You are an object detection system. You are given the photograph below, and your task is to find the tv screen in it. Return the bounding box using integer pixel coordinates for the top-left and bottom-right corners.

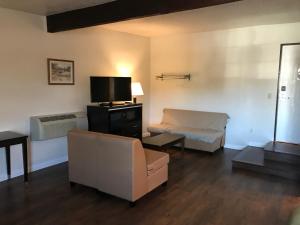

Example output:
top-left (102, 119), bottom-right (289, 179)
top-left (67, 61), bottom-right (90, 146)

top-left (90, 76), bottom-right (132, 103)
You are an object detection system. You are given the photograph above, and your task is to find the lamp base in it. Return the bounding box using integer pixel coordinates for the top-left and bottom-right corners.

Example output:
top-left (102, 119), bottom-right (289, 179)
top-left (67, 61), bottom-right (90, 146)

top-left (133, 97), bottom-right (137, 104)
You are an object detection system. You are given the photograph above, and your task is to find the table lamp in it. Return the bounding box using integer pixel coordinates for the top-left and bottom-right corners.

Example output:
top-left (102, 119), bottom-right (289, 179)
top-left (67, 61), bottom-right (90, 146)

top-left (131, 82), bottom-right (144, 104)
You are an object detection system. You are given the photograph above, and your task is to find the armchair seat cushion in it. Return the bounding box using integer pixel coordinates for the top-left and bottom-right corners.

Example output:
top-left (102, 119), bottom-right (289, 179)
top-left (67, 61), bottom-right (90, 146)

top-left (145, 149), bottom-right (169, 176)
top-left (290, 207), bottom-right (300, 225)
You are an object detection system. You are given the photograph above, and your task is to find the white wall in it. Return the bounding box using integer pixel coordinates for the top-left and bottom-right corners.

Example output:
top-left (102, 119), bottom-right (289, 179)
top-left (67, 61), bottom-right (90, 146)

top-left (150, 23), bottom-right (300, 149)
top-left (0, 7), bottom-right (150, 181)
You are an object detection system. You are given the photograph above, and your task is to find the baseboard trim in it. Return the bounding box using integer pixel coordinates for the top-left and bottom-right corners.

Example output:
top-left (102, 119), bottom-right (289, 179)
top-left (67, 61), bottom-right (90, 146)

top-left (0, 175), bottom-right (8, 182)
top-left (247, 142), bottom-right (267, 148)
top-left (0, 155), bottom-right (68, 183)
top-left (224, 144), bottom-right (245, 150)
top-left (31, 156), bottom-right (68, 172)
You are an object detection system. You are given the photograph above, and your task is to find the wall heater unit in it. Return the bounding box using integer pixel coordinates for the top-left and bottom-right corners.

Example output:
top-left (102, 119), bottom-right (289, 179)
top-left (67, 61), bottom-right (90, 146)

top-left (30, 113), bottom-right (77, 141)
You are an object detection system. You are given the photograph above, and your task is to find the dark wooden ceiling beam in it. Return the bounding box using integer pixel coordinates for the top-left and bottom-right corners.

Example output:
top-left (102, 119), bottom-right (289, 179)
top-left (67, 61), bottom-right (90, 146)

top-left (47, 0), bottom-right (242, 33)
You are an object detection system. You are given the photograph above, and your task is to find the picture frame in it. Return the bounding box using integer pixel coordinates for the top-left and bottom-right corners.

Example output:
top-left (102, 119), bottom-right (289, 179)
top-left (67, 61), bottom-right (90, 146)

top-left (47, 58), bottom-right (75, 85)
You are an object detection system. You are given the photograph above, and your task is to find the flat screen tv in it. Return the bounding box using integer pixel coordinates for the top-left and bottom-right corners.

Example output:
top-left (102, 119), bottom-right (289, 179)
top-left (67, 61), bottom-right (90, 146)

top-left (90, 76), bottom-right (132, 103)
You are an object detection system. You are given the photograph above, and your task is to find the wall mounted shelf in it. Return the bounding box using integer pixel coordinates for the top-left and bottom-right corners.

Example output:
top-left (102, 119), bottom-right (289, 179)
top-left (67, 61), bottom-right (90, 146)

top-left (156, 74), bottom-right (191, 81)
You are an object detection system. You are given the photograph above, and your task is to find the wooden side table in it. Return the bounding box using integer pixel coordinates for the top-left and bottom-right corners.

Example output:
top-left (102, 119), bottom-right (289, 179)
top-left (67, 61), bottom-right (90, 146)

top-left (0, 131), bottom-right (28, 182)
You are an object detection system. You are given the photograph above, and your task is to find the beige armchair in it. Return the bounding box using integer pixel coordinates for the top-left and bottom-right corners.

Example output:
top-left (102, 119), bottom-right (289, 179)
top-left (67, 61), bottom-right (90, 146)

top-left (68, 129), bottom-right (169, 204)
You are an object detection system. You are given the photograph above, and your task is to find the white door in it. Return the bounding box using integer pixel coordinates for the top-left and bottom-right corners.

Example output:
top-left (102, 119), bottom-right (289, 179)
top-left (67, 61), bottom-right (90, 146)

top-left (276, 44), bottom-right (300, 144)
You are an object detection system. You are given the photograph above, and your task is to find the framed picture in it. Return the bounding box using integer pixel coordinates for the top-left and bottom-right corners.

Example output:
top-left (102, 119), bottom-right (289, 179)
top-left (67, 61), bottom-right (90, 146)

top-left (47, 58), bottom-right (75, 85)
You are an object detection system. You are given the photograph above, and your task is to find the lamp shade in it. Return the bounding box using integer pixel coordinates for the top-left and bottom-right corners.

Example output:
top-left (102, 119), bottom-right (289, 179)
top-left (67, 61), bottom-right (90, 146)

top-left (131, 82), bottom-right (144, 96)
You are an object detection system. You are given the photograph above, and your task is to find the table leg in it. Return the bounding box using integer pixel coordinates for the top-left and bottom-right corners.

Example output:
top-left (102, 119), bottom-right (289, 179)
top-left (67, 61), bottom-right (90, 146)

top-left (22, 140), bottom-right (28, 182)
top-left (181, 139), bottom-right (185, 156)
top-left (5, 146), bottom-right (11, 179)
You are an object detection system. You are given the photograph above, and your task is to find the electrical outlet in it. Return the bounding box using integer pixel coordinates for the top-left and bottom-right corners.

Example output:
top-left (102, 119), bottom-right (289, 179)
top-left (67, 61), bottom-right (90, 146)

top-left (267, 93), bottom-right (272, 99)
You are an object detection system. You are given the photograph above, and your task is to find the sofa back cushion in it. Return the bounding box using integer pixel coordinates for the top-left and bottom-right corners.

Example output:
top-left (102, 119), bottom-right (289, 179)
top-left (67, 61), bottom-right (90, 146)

top-left (162, 108), bottom-right (229, 131)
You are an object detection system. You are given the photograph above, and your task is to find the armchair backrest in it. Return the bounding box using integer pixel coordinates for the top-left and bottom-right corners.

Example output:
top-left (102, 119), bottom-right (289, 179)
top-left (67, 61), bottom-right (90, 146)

top-left (68, 129), bottom-right (148, 201)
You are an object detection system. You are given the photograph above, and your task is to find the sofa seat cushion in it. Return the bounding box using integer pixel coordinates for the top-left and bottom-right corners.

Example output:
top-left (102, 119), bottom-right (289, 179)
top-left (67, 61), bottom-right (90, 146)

top-left (169, 126), bottom-right (224, 144)
top-left (145, 149), bottom-right (169, 176)
top-left (148, 123), bottom-right (224, 144)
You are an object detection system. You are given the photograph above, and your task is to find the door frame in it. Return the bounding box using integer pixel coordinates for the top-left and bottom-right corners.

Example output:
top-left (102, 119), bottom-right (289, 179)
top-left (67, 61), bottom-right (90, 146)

top-left (273, 42), bottom-right (300, 142)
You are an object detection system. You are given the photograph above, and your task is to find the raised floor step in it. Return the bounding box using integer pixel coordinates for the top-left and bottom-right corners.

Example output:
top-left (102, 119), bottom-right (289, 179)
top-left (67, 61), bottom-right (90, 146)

top-left (232, 146), bottom-right (300, 181)
top-left (264, 142), bottom-right (300, 165)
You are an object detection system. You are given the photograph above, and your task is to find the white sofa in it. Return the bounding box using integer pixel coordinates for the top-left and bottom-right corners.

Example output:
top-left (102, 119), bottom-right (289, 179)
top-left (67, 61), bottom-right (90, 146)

top-left (68, 129), bottom-right (169, 204)
top-left (148, 108), bottom-right (229, 153)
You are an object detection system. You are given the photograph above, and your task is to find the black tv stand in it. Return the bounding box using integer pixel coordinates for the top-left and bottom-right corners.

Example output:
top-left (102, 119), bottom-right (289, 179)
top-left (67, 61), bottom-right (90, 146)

top-left (98, 102), bottom-right (133, 107)
top-left (98, 102), bottom-right (111, 107)
top-left (87, 103), bottom-right (142, 139)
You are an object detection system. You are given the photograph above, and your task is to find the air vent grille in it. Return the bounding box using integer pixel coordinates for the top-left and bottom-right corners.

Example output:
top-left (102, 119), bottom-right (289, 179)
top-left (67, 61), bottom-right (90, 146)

top-left (39, 114), bottom-right (76, 122)
top-left (30, 113), bottom-right (78, 141)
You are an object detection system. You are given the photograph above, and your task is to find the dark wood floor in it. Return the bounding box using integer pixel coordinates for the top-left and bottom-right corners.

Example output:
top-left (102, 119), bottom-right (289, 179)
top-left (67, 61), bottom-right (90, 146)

top-left (1, 149), bottom-right (300, 225)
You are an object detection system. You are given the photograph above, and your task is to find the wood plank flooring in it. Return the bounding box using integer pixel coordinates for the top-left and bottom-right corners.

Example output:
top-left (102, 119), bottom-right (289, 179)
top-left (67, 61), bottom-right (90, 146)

top-left (1, 149), bottom-right (300, 225)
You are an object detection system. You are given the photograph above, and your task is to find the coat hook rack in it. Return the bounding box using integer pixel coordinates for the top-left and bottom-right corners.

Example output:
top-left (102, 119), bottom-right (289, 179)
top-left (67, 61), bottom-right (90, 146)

top-left (156, 74), bottom-right (191, 81)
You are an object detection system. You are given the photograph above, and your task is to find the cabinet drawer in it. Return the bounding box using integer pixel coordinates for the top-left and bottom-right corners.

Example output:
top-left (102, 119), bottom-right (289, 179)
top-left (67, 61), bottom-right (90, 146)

top-left (110, 109), bottom-right (141, 122)
top-left (88, 104), bottom-right (142, 140)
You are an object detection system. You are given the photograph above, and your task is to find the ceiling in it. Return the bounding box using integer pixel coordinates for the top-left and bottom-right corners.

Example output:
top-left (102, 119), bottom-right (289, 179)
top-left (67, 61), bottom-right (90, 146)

top-left (0, 0), bottom-right (114, 15)
top-left (101, 0), bottom-right (300, 37)
top-left (0, 0), bottom-right (299, 37)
